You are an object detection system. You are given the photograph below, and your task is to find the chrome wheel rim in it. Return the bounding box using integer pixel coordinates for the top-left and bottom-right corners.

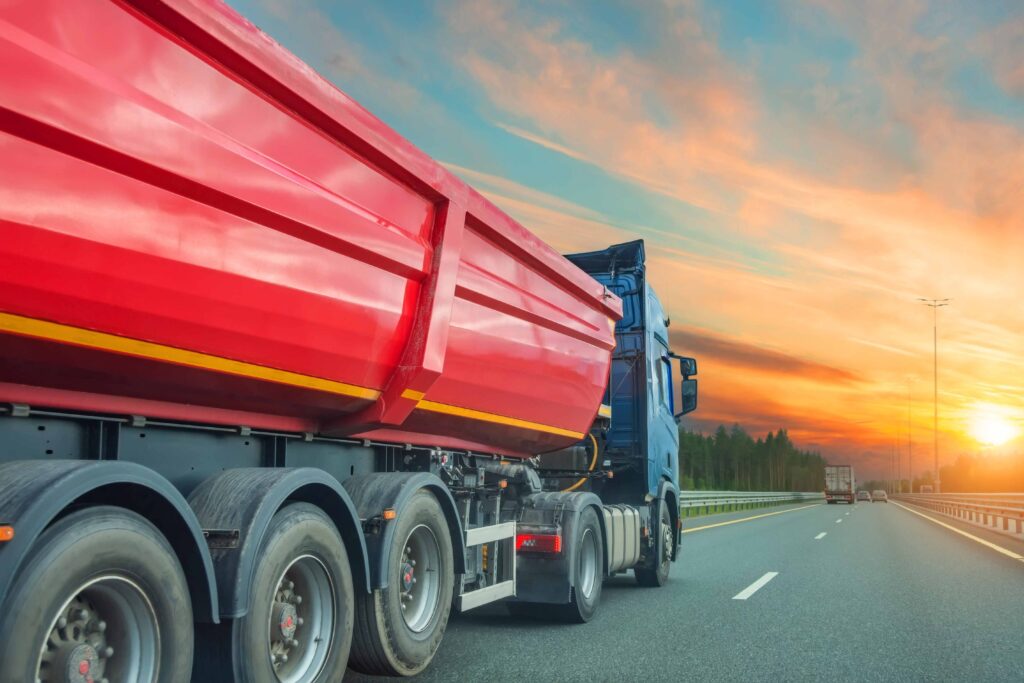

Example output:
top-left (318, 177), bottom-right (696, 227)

top-left (268, 555), bottom-right (335, 683)
top-left (578, 528), bottom-right (598, 598)
top-left (399, 524), bottom-right (441, 633)
top-left (36, 575), bottom-right (159, 683)
top-left (660, 514), bottom-right (673, 570)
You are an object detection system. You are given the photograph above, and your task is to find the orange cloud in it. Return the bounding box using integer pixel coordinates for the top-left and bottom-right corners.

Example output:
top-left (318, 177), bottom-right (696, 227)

top-left (434, 0), bottom-right (1024, 478)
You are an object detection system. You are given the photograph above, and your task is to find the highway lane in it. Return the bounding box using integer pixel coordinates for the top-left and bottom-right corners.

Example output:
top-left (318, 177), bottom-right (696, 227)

top-left (348, 500), bottom-right (1024, 682)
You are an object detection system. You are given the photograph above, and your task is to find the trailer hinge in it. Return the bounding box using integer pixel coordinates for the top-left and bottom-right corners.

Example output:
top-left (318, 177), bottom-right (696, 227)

top-left (130, 415), bottom-right (147, 428)
top-left (203, 529), bottom-right (240, 549)
top-left (238, 426), bottom-right (252, 436)
top-left (9, 403), bottom-right (30, 417)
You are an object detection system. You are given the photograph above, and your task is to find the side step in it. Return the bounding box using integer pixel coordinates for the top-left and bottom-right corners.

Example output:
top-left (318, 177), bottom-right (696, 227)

top-left (458, 521), bottom-right (516, 611)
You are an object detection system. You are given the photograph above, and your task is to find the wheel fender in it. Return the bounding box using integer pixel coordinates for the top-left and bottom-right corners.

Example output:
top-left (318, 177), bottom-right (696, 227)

top-left (0, 460), bottom-right (219, 622)
top-left (511, 491), bottom-right (604, 604)
top-left (188, 467), bottom-right (371, 620)
top-left (342, 472), bottom-right (465, 589)
top-left (656, 478), bottom-right (681, 561)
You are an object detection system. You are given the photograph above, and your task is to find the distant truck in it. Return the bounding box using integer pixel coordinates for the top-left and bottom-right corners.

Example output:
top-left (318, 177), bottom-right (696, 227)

top-left (824, 465), bottom-right (856, 504)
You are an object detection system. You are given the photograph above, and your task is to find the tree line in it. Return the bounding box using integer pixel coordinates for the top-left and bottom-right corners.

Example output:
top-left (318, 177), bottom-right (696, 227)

top-left (679, 424), bottom-right (827, 492)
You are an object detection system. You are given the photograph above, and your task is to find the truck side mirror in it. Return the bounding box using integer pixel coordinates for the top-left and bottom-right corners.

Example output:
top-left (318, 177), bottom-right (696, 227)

top-left (670, 353), bottom-right (697, 378)
top-left (677, 379), bottom-right (697, 417)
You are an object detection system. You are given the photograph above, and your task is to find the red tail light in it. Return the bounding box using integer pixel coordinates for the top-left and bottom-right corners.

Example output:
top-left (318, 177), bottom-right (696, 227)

top-left (516, 533), bottom-right (562, 554)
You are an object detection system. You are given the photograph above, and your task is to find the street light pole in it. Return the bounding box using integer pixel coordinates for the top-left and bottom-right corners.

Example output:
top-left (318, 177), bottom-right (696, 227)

top-left (906, 377), bottom-right (912, 494)
top-left (918, 298), bottom-right (950, 493)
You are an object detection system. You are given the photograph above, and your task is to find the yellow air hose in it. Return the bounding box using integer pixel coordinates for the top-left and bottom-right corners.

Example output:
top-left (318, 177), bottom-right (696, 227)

top-left (562, 433), bottom-right (599, 492)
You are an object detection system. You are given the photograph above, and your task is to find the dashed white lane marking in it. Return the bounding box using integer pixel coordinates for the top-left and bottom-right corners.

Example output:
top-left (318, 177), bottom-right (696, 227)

top-left (733, 572), bottom-right (779, 600)
top-left (814, 532), bottom-right (827, 540)
top-left (845, 512), bottom-right (850, 516)
top-left (835, 519), bottom-right (843, 524)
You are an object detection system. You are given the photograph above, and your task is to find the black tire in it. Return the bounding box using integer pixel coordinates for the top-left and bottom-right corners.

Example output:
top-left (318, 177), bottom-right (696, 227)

top-left (555, 507), bottom-right (604, 623)
top-left (635, 500), bottom-right (672, 587)
top-left (0, 506), bottom-right (193, 683)
top-left (349, 490), bottom-right (454, 677)
top-left (226, 503), bottom-right (354, 683)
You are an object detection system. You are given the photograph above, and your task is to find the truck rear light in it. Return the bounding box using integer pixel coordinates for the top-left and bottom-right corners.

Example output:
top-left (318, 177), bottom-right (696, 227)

top-left (515, 533), bottom-right (562, 554)
top-left (0, 525), bottom-right (12, 542)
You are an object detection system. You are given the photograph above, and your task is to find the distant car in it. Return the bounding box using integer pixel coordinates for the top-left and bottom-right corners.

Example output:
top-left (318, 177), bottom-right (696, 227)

top-left (856, 490), bottom-right (871, 501)
top-left (872, 490), bottom-right (888, 502)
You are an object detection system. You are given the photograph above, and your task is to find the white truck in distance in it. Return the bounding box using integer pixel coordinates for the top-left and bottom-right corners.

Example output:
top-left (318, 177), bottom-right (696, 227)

top-left (825, 465), bottom-right (856, 504)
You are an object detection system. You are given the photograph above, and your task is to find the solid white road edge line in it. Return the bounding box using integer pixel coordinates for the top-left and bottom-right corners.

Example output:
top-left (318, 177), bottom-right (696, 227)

top-left (682, 503), bottom-right (821, 534)
top-left (733, 572), bottom-right (779, 600)
top-left (890, 501), bottom-right (1024, 561)
top-left (814, 532), bottom-right (827, 540)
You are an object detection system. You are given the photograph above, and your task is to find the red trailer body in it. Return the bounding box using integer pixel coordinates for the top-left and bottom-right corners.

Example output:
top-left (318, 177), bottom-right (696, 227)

top-left (0, 0), bottom-right (621, 456)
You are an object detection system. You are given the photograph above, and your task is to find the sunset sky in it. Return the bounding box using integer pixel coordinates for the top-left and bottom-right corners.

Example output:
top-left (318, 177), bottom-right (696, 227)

top-left (230, 0), bottom-right (1024, 479)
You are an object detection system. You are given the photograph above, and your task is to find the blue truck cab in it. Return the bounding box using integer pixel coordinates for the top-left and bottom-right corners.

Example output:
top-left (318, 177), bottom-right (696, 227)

top-left (565, 240), bottom-right (697, 580)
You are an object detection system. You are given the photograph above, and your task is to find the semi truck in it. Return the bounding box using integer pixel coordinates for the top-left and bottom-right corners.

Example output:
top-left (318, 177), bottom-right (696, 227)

top-left (824, 465), bottom-right (856, 504)
top-left (0, 1), bottom-right (699, 681)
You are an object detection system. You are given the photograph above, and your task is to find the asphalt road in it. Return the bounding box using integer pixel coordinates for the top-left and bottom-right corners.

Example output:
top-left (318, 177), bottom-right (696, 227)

top-left (348, 500), bottom-right (1024, 682)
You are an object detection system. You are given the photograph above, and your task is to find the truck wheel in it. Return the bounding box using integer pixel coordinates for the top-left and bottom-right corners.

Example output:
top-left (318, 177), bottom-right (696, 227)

top-left (556, 506), bottom-right (604, 623)
top-left (229, 503), bottom-right (353, 683)
top-left (349, 490), bottom-right (453, 677)
top-left (635, 500), bottom-right (672, 587)
top-left (0, 506), bottom-right (193, 683)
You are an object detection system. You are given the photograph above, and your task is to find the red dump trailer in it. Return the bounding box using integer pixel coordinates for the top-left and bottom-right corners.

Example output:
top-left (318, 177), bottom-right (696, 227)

top-left (0, 0), bottom-right (619, 457)
top-left (0, 2), bottom-right (697, 681)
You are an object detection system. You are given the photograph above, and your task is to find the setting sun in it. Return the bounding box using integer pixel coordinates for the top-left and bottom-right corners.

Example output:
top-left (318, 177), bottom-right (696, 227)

top-left (968, 406), bottom-right (1019, 447)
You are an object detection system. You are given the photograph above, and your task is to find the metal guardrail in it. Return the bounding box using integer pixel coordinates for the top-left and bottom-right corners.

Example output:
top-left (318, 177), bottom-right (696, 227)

top-left (679, 491), bottom-right (823, 516)
top-left (893, 493), bottom-right (1024, 541)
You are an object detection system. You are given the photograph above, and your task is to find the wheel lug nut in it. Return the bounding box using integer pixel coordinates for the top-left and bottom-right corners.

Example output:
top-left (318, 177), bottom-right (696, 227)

top-left (103, 646), bottom-right (114, 658)
top-left (411, 577), bottom-right (417, 584)
top-left (286, 580), bottom-right (294, 590)
top-left (296, 617), bottom-right (304, 626)
top-left (293, 595), bottom-right (302, 605)
top-left (410, 560), bottom-right (416, 567)
top-left (93, 620), bottom-right (107, 633)
top-left (74, 609), bottom-right (89, 621)
top-left (280, 654), bottom-right (288, 663)
top-left (57, 617), bottom-right (68, 629)
top-left (289, 638), bottom-right (299, 648)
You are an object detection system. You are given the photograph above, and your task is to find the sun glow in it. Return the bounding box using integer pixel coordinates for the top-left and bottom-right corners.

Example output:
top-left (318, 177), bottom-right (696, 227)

top-left (967, 405), bottom-right (1019, 446)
